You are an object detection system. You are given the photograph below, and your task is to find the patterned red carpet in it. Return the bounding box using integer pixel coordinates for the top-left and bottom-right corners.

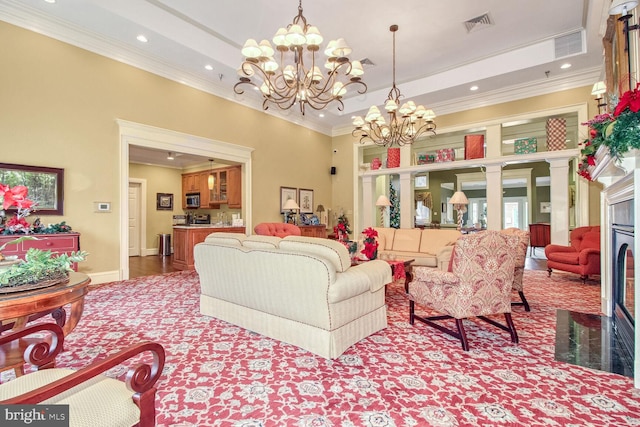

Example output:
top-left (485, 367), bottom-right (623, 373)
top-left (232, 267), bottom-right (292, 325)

top-left (42, 270), bottom-right (640, 425)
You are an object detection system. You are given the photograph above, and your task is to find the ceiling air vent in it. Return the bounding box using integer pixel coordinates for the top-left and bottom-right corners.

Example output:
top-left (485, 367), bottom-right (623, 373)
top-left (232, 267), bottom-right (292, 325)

top-left (554, 30), bottom-right (585, 59)
top-left (464, 12), bottom-right (494, 33)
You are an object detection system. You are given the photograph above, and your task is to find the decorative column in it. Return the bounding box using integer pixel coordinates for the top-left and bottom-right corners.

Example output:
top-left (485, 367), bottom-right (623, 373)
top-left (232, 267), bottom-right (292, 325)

top-left (399, 171), bottom-right (413, 228)
top-left (547, 158), bottom-right (570, 245)
top-left (484, 164), bottom-right (503, 230)
top-left (362, 174), bottom-right (375, 229)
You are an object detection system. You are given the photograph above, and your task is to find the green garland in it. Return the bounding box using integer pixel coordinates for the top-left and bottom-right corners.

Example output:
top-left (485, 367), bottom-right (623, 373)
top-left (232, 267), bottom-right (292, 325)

top-left (607, 109), bottom-right (640, 159)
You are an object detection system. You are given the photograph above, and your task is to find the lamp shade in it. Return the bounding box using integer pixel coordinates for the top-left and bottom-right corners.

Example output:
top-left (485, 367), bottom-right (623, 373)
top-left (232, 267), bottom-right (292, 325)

top-left (449, 191), bottom-right (469, 205)
top-left (283, 199), bottom-right (300, 210)
top-left (591, 81), bottom-right (607, 96)
top-left (316, 204), bottom-right (325, 212)
top-left (375, 195), bottom-right (392, 207)
top-left (610, 0), bottom-right (638, 15)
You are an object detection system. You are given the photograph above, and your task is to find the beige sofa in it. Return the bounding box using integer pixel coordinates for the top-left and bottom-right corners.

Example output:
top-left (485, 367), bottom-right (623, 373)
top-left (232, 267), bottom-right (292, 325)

top-left (194, 233), bottom-right (392, 359)
top-left (374, 227), bottom-right (462, 270)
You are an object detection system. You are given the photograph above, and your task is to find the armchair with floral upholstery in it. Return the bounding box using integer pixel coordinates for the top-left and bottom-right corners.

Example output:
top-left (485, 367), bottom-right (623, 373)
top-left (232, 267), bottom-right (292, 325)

top-left (545, 226), bottom-right (600, 283)
top-left (0, 323), bottom-right (165, 427)
top-left (500, 227), bottom-right (531, 311)
top-left (408, 231), bottom-right (519, 351)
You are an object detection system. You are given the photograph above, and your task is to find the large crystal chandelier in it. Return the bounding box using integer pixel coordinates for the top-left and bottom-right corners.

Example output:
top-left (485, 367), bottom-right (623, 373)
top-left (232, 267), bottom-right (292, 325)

top-left (234, 0), bottom-right (367, 115)
top-left (352, 25), bottom-right (436, 147)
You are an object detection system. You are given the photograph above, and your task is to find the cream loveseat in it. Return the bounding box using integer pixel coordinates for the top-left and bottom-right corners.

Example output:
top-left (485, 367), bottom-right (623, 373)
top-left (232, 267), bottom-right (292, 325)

top-left (374, 227), bottom-right (462, 270)
top-left (194, 233), bottom-right (392, 359)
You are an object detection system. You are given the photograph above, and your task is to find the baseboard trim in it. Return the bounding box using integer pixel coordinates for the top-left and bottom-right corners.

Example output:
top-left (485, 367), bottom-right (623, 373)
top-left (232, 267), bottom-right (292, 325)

top-left (87, 270), bottom-right (120, 285)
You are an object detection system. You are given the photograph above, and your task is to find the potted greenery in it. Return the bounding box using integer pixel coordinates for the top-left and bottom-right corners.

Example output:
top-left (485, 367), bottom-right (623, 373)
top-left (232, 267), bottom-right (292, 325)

top-left (0, 247), bottom-right (88, 291)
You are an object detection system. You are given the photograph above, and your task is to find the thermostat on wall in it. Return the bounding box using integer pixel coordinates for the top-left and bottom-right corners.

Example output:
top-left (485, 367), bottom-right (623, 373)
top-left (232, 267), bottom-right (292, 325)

top-left (94, 202), bottom-right (111, 212)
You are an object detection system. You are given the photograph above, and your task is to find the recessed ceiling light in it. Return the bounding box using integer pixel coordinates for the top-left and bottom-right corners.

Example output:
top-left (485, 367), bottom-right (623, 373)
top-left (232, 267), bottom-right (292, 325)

top-left (44, 0), bottom-right (56, 3)
top-left (319, 113), bottom-right (325, 118)
top-left (205, 64), bottom-right (213, 71)
top-left (560, 63), bottom-right (571, 69)
top-left (167, 152), bottom-right (175, 160)
top-left (470, 85), bottom-right (479, 91)
top-left (136, 34), bottom-right (148, 43)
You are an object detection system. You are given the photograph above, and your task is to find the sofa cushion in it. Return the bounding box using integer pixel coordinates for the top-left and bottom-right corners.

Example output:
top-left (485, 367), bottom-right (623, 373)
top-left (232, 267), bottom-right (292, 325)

top-left (374, 227), bottom-right (396, 250)
top-left (281, 236), bottom-right (351, 272)
top-left (547, 251), bottom-right (579, 265)
top-left (392, 229), bottom-right (422, 252)
top-left (204, 232), bottom-right (246, 246)
top-left (579, 231), bottom-right (600, 252)
top-left (419, 229), bottom-right (461, 255)
top-left (243, 235), bottom-right (281, 249)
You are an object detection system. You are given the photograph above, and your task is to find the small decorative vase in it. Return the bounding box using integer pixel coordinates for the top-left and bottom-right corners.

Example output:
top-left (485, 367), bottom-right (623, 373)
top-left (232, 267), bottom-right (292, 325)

top-left (371, 158), bottom-right (382, 170)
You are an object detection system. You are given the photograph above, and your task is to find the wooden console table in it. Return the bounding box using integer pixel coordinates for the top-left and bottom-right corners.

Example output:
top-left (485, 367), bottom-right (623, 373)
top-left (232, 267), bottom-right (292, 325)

top-left (0, 233), bottom-right (81, 271)
top-left (298, 225), bottom-right (327, 238)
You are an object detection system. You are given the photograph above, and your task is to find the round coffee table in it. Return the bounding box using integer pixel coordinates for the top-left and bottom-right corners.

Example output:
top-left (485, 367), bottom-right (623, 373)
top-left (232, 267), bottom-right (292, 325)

top-left (0, 271), bottom-right (91, 336)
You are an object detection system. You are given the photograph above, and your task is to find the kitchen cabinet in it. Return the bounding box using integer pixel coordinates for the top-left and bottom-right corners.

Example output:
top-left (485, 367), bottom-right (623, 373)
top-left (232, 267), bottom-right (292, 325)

top-left (182, 166), bottom-right (241, 209)
top-left (0, 233), bottom-right (81, 271)
top-left (298, 225), bottom-right (327, 238)
top-left (172, 226), bottom-right (245, 270)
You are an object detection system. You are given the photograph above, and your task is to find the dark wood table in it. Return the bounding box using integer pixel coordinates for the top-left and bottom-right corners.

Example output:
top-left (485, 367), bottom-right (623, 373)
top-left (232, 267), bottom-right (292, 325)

top-left (352, 257), bottom-right (414, 292)
top-left (0, 272), bottom-right (91, 336)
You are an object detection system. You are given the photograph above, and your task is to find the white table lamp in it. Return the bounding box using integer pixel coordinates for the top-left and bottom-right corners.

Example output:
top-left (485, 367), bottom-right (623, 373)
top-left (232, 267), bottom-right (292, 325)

top-left (449, 191), bottom-right (469, 231)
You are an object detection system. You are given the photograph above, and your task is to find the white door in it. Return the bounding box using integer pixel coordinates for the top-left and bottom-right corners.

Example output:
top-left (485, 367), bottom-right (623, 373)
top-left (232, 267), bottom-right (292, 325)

top-left (128, 182), bottom-right (141, 256)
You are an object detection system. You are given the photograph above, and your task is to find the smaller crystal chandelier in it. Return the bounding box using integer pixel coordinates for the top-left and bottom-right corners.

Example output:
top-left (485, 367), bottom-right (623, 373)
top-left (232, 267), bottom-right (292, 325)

top-left (352, 25), bottom-right (436, 147)
top-left (234, 0), bottom-right (367, 115)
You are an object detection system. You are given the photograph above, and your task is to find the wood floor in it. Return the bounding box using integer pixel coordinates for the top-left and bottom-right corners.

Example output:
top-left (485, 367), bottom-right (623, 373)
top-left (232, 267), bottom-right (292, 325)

top-left (129, 252), bottom-right (548, 278)
top-left (129, 255), bottom-right (180, 279)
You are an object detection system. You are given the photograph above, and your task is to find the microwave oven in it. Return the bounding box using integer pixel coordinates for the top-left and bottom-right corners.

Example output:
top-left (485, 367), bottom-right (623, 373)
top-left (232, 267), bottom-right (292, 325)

top-left (185, 192), bottom-right (200, 208)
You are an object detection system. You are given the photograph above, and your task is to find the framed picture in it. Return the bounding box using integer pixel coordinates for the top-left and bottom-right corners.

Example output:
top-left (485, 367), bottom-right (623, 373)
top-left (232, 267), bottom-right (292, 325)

top-left (156, 193), bottom-right (173, 211)
top-left (540, 202), bottom-right (551, 213)
top-left (0, 162), bottom-right (64, 215)
top-left (280, 186), bottom-right (297, 213)
top-left (415, 175), bottom-right (428, 188)
top-left (298, 188), bottom-right (314, 214)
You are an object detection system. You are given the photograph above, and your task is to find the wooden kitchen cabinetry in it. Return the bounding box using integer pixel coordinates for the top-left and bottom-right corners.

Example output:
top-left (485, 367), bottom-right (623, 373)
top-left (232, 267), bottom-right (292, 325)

top-left (0, 233), bottom-right (81, 271)
top-left (182, 165), bottom-right (242, 209)
top-left (172, 226), bottom-right (245, 270)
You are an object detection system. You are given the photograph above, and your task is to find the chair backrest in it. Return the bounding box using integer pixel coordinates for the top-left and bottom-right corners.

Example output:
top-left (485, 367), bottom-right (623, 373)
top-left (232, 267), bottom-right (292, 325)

top-left (254, 222), bottom-right (301, 237)
top-left (451, 231), bottom-right (518, 295)
top-left (570, 226), bottom-right (600, 251)
top-left (500, 228), bottom-right (530, 291)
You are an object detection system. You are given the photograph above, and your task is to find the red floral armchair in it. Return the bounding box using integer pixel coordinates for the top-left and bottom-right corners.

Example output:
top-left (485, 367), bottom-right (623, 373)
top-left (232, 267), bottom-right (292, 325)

top-left (500, 228), bottom-right (531, 311)
top-left (545, 226), bottom-right (600, 283)
top-left (408, 231), bottom-right (519, 351)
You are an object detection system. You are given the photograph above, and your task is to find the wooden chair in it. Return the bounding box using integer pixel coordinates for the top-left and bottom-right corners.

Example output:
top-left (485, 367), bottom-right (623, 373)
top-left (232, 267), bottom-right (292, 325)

top-left (0, 323), bottom-right (165, 427)
top-left (408, 231), bottom-right (519, 351)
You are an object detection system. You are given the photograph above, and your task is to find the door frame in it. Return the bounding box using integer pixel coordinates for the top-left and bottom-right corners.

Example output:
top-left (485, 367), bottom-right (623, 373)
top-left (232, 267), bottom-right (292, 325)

top-left (118, 120), bottom-right (254, 281)
top-left (128, 178), bottom-right (147, 256)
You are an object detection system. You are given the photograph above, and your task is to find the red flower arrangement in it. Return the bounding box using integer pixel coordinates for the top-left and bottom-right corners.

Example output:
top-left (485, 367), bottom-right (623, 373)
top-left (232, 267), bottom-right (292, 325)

top-left (0, 184), bottom-right (36, 234)
top-left (361, 227), bottom-right (378, 260)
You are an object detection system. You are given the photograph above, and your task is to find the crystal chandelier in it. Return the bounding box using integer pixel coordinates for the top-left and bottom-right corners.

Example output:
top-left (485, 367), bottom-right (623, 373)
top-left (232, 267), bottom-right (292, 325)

top-left (234, 0), bottom-right (367, 115)
top-left (352, 25), bottom-right (436, 147)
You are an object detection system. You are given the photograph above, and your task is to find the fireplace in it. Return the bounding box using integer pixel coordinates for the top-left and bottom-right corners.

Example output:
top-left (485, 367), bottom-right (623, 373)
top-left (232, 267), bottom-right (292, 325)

top-left (602, 165), bottom-right (639, 388)
top-left (611, 198), bottom-right (635, 362)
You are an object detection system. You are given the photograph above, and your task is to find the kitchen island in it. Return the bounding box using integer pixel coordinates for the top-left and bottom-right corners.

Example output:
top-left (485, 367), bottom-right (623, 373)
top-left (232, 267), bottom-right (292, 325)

top-left (172, 225), bottom-right (245, 270)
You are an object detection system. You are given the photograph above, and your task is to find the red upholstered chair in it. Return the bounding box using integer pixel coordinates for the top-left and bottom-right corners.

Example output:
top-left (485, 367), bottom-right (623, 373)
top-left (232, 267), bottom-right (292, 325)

top-left (545, 226), bottom-right (600, 283)
top-left (500, 228), bottom-right (531, 311)
top-left (408, 231), bottom-right (519, 351)
top-left (254, 222), bottom-right (301, 237)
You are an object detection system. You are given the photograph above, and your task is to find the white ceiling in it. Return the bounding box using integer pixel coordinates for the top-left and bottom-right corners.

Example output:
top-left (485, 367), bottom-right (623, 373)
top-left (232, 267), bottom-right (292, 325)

top-left (0, 0), bottom-right (611, 167)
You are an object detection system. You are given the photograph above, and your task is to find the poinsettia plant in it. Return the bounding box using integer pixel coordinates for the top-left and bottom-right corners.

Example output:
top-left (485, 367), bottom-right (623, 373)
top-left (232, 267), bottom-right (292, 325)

top-left (0, 184), bottom-right (36, 234)
top-left (578, 84), bottom-right (640, 181)
top-left (361, 227), bottom-right (379, 260)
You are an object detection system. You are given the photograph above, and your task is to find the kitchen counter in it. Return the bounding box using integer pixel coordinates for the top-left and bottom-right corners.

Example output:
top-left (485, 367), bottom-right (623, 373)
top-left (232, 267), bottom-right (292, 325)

top-left (172, 226), bottom-right (245, 270)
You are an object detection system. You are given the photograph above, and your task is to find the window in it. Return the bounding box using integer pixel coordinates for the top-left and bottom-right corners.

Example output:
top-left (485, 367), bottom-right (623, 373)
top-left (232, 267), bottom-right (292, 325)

top-left (0, 163), bottom-right (64, 215)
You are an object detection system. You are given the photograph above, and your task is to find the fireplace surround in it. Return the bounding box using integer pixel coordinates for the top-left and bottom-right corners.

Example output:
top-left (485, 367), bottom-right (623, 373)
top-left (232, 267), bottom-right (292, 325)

top-left (601, 154), bottom-right (639, 388)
